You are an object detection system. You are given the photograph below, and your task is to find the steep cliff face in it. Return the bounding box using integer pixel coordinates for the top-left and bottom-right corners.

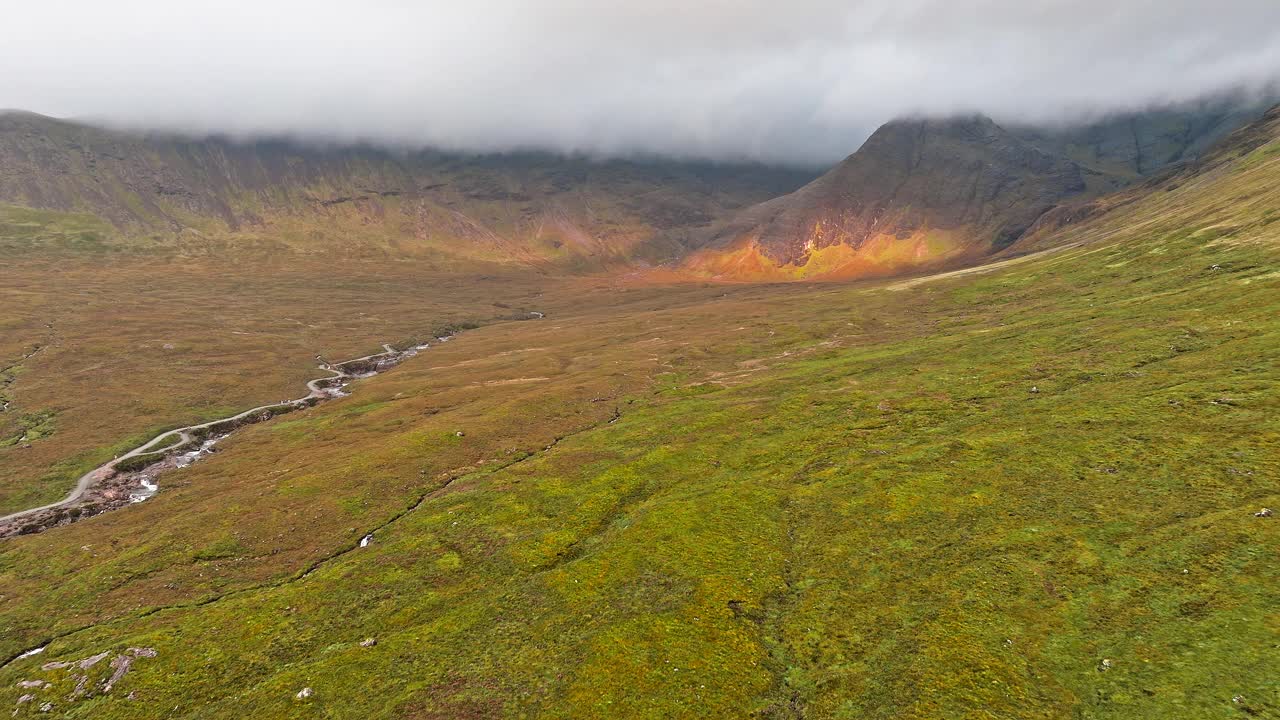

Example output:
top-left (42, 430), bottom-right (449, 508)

top-left (686, 115), bottom-right (1093, 280)
top-left (0, 111), bottom-right (815, 267)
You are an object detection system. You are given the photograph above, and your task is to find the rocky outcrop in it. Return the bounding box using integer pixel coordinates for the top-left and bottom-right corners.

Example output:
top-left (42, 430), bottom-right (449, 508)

top-left (7, 647), bottom-right (156, 716)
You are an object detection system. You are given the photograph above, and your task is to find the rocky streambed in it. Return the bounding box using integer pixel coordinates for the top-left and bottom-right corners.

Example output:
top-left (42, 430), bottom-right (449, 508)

top-left (0, 340), bottom-right (440, 539)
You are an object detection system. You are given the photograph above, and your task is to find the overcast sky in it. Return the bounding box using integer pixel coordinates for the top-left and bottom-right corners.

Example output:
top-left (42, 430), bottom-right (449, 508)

top-left (3, 1), bottom-right (1279, 165)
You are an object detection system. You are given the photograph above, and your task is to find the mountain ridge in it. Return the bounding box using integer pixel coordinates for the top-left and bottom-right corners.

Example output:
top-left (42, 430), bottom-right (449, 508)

top-left (679, 98), bottom-right (1275, 281)
top-left (680, 114), bottom-right (1096, 280)
top-left (0, 111), bottom-right (816, 268)
top-left (2, 99), bottom-right (1271, 280)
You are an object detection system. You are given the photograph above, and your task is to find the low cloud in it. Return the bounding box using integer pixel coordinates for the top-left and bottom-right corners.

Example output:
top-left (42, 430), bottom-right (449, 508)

top-left (4, 0), bottom-right (1279, 165)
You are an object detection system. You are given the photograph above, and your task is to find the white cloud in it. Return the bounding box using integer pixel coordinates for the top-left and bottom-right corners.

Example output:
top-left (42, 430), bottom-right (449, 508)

top-left (3, 0), bottom-right (1278, 164)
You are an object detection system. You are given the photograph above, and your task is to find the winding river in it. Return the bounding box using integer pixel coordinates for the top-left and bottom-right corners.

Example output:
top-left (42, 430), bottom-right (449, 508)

top-left (0, 341), bottom-right (436, 532)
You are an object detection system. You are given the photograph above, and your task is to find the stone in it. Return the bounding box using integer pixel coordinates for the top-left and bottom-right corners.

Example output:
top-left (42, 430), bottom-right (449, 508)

top-left (1098, 658), bottom-right (1113, 672)
top-left (1255, 508), bottom-right (1273, 518)
top-left (297, 687), bottom-right (314, 700)
top-left (360, 638), bottom-right (377, 647)
top-left (78, 651), bottom-right (110, 669)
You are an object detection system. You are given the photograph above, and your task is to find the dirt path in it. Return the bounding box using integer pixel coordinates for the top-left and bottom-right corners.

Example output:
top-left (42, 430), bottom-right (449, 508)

top-left (884, 242), bottom-right (1084, 291)
top-left (0, 342), bottom-right (430, 529)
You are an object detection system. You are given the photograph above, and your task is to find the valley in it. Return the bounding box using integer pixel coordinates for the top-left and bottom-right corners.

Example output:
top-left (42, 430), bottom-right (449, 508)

top-left (0, 102), bottom-right (1276, 718)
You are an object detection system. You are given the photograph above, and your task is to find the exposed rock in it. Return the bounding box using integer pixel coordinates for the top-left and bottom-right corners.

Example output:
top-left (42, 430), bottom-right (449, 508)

top-left (28, 646), bottom-right (158, 706)
top-left (70, 674), bottom-right (90, 700)
top-left (101, 648), bottom-right (156, 693)
top-left (78, 651), bottom-right (110, 669)
top-left (297, 687), bottom-right (314, 700)
top-left (101, 657), bottom-right (133, 694)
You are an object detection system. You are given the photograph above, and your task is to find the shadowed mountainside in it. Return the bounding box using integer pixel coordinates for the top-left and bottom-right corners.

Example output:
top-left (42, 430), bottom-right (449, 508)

top-left (0, 111), bottom-right (816, 269)
top-left (2, 99), bottom-right (1271, 282)
top-left (1010, 102), bottom-right (1280, 255)
top-left (1011, 95), bottom-right (1275, 179)
top-left (681, 98), bottom-right (1275, 281)
top-left (683, 115), bottom-right (1097, 280)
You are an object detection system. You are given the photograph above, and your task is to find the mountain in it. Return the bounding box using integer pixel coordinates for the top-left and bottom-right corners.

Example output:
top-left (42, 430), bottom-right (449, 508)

top-left (2, 100), bottom-right (1269, 282)
top-left (1009, 101), bottom-right (1280, 255)
top-left (683, 115), bottom-right (1098, 280)
top-left (1010, 95), bottom-right (1276, 179)
top-left (0, 111), bottom-right (815, 268)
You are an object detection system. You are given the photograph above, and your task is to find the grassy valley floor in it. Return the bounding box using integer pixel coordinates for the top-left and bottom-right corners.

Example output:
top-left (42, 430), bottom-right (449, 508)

top-left (0, 125), bottom-right (1278, 718)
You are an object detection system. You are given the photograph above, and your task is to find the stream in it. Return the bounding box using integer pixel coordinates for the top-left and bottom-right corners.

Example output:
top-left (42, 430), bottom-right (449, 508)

top-left (0, 340), bottom-right (441, 537)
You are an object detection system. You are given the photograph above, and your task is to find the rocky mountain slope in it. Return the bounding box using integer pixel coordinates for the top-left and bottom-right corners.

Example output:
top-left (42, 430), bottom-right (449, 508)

top-left (3, 99), bottom-right (1269, 281)
top-left (1011, 95), bottom-right (1275, 179)
top-left (684, 115), bottom-right (1098, 280)
top-left (683, 97), bottom-right (1274, 281)
top-left (0, 111), bottom-right (815, 268)
top-left (1009, 102), bottom-right (1280, 255)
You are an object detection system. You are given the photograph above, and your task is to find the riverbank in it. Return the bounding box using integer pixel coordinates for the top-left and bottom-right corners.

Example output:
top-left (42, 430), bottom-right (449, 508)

top-left (0, 340), bottom-right (441, 538)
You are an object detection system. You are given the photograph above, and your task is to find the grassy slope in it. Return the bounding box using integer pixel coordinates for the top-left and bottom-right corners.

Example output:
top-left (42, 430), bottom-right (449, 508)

top-left (0, 113), bottom-right (1277, 718)
top-left (0, 248), bottom-right (571, 514)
